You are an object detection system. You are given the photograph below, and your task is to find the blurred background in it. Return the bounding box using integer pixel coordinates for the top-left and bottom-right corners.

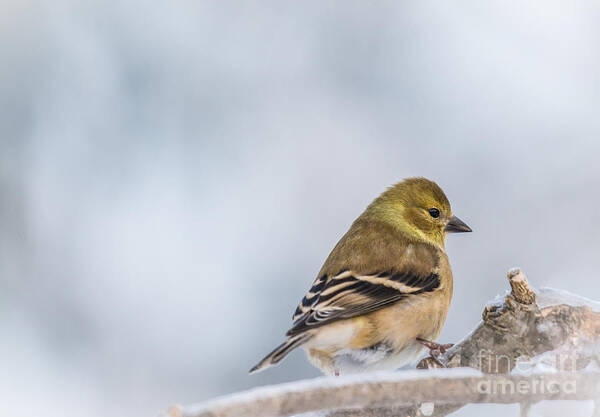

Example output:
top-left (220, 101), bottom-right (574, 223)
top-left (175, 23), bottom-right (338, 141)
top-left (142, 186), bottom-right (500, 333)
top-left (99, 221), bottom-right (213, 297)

top-left (2, 1), bottom-right (600, 416)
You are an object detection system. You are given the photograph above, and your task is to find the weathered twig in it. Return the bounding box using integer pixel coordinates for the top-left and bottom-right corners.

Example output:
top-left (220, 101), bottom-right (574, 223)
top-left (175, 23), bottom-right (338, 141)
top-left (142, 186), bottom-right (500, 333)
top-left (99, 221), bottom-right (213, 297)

top-left (420, 268), bottom-right (600, 373)
top-left (166, 268), bottom-right (600, 417)
top-left (405, 267), bottom-right (600, 417)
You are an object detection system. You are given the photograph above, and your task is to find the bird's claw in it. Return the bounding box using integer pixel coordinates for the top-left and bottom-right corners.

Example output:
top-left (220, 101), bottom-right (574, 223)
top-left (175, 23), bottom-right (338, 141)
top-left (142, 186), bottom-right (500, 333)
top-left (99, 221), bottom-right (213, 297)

top-left (416, 337), bottom-right (454, 366)
top-left (416, 337), bottom-right (454, 354)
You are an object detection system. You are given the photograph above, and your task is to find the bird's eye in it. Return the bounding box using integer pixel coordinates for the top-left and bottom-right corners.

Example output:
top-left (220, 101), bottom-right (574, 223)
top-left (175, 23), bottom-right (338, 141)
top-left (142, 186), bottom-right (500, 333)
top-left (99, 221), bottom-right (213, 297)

top-left (428, 208), bottom-right (440, 218)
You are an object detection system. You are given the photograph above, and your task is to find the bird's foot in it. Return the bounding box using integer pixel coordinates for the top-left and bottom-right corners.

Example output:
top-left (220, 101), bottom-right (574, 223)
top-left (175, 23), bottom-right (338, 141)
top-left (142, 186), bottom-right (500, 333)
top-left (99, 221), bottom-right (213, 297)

top-left (416, 337), bottom-right (454, 353)
top-left (416, 337), bottom-right (453, 366)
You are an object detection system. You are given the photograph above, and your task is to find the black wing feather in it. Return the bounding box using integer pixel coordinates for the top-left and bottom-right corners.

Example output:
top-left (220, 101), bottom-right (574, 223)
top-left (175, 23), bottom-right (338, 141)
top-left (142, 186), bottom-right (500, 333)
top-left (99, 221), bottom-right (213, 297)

top-left (287, 271), bottom-right (440, 336)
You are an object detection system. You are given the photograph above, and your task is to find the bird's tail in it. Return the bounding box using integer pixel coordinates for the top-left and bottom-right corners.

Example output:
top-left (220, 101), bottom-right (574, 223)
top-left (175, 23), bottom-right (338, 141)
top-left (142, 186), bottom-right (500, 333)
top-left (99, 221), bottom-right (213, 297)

top-left (249, 333), bottom-right (312, 374)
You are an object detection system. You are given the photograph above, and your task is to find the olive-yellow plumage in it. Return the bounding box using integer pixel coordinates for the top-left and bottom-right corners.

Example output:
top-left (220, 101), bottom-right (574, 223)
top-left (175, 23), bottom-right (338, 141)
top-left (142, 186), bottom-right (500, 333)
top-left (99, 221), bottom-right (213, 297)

top-left (250, 177), bottom-right (471, 375)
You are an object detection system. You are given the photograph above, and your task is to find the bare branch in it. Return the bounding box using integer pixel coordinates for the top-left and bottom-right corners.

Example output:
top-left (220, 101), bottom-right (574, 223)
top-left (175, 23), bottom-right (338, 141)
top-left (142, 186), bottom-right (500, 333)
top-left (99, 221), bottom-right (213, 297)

top-left (169, 371), bottom-right (600, 417)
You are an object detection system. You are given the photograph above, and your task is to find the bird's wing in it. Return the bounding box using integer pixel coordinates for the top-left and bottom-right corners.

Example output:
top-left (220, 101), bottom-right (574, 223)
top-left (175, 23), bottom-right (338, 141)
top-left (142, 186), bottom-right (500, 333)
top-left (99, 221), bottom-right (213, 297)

top-left (287, 269), bottom-right (440, 336)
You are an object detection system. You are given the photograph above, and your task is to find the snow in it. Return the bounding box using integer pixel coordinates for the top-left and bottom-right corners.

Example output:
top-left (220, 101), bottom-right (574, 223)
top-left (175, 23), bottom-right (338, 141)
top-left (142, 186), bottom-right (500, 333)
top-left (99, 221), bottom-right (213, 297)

top-left (182, 368), bottom-right (483, 415)
top-left (512, 343), bottom-right (600, 376)
top-left (484, 292), bottom-right (507, 308)
top-left (512, 351), bottom-right (562, 376)
top-left (584, 360), bottom-right (600, 372)
top-left (420, 402), bottom-right (435, 416)
top-left (536, 287), bottom-right (600, 312)
top-left (484, 285), bottom-right (600, 313)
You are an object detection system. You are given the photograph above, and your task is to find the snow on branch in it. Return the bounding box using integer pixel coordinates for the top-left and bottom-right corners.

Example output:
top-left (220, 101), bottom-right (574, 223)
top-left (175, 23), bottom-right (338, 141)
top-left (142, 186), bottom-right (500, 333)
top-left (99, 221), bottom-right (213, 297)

top-left (168, 371), bottom-right (600, 417)
top-left (166, 269), bottom-right (600, 417)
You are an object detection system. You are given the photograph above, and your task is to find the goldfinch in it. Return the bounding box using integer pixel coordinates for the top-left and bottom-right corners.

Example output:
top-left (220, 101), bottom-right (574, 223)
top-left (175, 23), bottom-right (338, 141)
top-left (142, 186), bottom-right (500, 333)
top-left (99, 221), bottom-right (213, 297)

top-left (250, 177), bottom-right (471, 375)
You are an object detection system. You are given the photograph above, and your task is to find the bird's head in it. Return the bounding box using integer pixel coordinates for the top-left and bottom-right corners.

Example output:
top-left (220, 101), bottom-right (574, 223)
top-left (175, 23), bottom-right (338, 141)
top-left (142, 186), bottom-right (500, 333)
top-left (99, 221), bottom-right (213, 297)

top-left (365, 177), bottom-right (472, 248)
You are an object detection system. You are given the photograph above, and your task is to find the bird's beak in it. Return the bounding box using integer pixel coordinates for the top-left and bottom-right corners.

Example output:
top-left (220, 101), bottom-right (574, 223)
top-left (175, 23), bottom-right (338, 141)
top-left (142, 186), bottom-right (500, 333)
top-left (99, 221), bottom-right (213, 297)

top-left (445, 215), bottom-right (472, 233)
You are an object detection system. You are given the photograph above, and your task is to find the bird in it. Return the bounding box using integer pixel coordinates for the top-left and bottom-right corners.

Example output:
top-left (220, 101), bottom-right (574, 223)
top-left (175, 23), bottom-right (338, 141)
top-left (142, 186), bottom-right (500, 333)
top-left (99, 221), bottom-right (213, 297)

top-left (249, 177), bottom-right (471, 376)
